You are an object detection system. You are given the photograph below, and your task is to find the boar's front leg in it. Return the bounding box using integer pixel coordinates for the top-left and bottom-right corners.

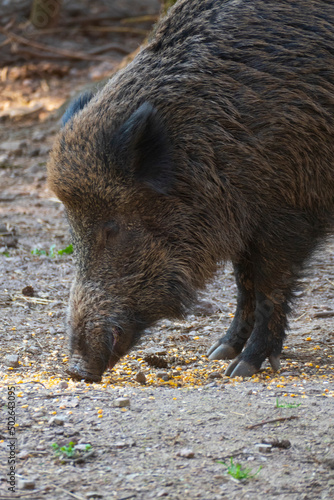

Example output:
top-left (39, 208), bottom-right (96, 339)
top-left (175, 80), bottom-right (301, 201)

top-left (223, 249), bottom-right (295, 378)
top-left (208, 247), bottom-right (295, 378)
top-left (207, 258), bottom-right (255, 360)
top-left (224, 289), bottom-right (287, 378)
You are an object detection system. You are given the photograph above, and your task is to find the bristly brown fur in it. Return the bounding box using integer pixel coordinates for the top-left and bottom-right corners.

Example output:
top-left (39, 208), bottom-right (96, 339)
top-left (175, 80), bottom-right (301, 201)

top-left (48, 0), bottom-right (334, 381)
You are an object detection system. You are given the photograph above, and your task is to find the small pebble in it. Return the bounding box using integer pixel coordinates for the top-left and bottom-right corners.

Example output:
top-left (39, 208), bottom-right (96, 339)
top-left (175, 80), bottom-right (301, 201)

top-left (255, 443), bottom-right (272, 453)
top-left (176, 448), bottom-right (195, 458)
top-left (4, 354), bottom-right (19, 368)
top-left (113, 439), bottom-right (135, 449)
top-left (205, 382), bottom-right (218, 388)
top-left (86, 492), bottom-right (104, 499)
top-left (26, 346), bottom-right (40, 355)
top-left (265, 439), bottom-right (291, 449)
top-left (1, 140), bottom-right (26, 155)
top-left (21, 285), bottom-right (34, 297)
top-left (28, 147), bottom-right (41, 157)
top-left (115, 397), bottom-right (130, 408)
top-left (322, 458), bottom-right (334, 469)
top-left (156, 371), bottom-right (169, 381)
top-left (17, 479), bottom-right (35, 490)
top-left (135, 371), bottom-right (146, 384)
top-left (0, 153), bottom-right (9, 164)
top-left (48, 416), bottom-right (65, 426)
top-left (157, 490), bottom-right (168, 497)
top-left (145, 347), bottom-right (167, 356)
top-left (193, 300), bottom-right (216, 315)
top-left (32, 131), bottom-right (46, 142)
top-left (74, 444), bottom-right (91, 452)
top-left (58, 381), bottom-right (68, 390)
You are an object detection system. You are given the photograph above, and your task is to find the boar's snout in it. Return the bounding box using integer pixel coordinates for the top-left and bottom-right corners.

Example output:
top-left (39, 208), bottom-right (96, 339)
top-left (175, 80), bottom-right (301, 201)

top-left (67, 330), bottom-right (132, 383)
top-left (67, 353), bottom-right (103, 383)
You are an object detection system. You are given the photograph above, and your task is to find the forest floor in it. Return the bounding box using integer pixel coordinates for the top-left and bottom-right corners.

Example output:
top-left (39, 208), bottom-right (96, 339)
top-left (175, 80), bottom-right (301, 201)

top-left (0, 1), bottom-right (333, 499)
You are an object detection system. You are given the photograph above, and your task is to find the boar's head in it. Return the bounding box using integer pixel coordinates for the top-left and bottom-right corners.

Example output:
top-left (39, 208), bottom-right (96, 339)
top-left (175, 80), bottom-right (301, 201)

top-left (48, 97), bottom-right (220, 382)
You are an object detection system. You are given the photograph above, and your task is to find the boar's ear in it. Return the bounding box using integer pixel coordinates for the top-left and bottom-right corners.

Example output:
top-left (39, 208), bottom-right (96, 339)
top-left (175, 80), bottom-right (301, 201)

top-left (111, 102), bottom-right (173, 195)
top-left (62, 90), bottom-right (94, 127)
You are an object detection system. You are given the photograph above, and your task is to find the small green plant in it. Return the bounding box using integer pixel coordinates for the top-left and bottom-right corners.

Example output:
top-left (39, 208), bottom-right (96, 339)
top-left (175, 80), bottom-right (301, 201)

top-left (52, 441), bottom-right (92, 461)
top-left (1, 251), bottom-right (10, 257)
top-left (217, 457), bottom-right (262, 480)
top-left (31, 248), bottom-right (47, 256)
top-left (57, 243), bottom-right (73, 255)
top-left (276, 397), bottom-right (301, 409)
top-left (52, 441), bottom-right (75, 458)
top-left (49, 244), bottom-right (56, 258)
top-left (31, 244), bottom-right (73, 258)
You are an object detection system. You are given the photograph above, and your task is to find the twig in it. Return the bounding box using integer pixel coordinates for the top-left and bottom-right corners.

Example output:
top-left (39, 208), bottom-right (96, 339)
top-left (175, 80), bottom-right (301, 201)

top-left (13, 294), bottom-right (56, 304)
top-left (325, 278), bottom-right (334, 288)
top-left (16, 380), bottom-right (46, 388)
top-left (31, 391), bottom-right (86, 398)
top-left (62, 14), bottom-right (125, 26)
top-left (0, 38), bottom-right (11, 48)
top-left (246, 415), bottom-right (299, 429)
top-left (313, 310), bottom-right (334, 318)
top-left (50, 485), bottom-right (85, 500)
top-left (23, 15), bottom-right (158, 35)
top-left (121, 15), bottom-right (159, 24)
top-left (214, 447), bottom-right (247, 461)
top-left (89, 42), bottom-right (129, 55)
top-left (82, 26), bottom-right (148, 36)
top-left (0, 28), bottom-right (114, 62)
top-left (11, 47), bottom-right (75, 61)
top-left (43, 392), bottom-right (72, 398)
top-left (294, 311), bottom-right (308, 322)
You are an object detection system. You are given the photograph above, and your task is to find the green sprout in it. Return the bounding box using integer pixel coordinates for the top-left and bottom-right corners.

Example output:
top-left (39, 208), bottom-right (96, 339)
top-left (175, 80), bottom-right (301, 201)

top-left (51, 441), bottom-right (92, 461)
top-left (31, 248), bottom-right (47, 256)
top-left (52, 441), bottom-right (75, 458)
top-left (217, 457), bottom-right (262, 480)
top-left (57, 244), bottom-right (73, 255)
top-left (48, 244), bottom-right (56, 258)
top-left (276, 397), bottom-right (301, 409)
top-left (31, 244), bottom-right (73, 258)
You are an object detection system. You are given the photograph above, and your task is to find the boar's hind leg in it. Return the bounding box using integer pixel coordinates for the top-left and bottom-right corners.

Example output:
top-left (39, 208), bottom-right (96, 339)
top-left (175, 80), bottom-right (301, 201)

top-left (207, 258), bottom-right (255, 360)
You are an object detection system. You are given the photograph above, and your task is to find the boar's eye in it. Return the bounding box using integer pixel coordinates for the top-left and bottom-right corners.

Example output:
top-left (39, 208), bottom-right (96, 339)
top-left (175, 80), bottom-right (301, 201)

top-left (104, 222), bottom-right (120, 243)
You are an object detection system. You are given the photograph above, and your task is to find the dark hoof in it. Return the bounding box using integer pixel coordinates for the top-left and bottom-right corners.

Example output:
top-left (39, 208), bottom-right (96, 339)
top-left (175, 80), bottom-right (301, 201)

top-left (225, 359), bottom-right (258, 378)
top-left (269, 355), bottom-right (281, 372)
top-left (224, 357), bottom-right (240, 376)
top-left (207, 342), bottom-right (238, 360)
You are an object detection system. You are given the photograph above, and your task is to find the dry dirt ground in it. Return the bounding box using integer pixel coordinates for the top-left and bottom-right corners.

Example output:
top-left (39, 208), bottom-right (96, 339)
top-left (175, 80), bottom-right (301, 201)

top-left (0, 2), bottom-right (333, 499)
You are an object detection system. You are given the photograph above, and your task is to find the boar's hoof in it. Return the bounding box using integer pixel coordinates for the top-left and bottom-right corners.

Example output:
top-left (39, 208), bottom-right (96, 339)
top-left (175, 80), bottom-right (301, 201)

top-left (225, 359), bottom-right (257, 378)
top-left (66, 364), bottom-right (102, 383)
top-left (207, 341), bottom-right (238, 360)
top-left (269, 355), bottom-right (281, 372)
